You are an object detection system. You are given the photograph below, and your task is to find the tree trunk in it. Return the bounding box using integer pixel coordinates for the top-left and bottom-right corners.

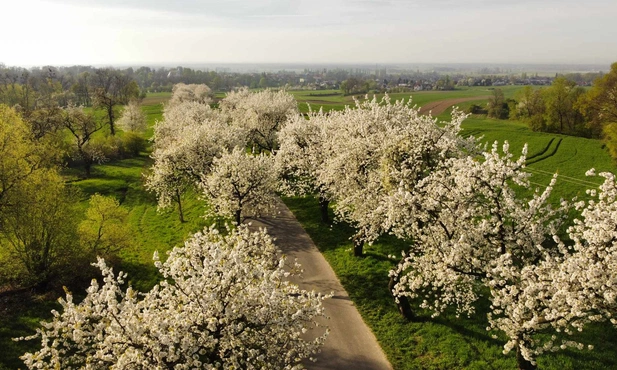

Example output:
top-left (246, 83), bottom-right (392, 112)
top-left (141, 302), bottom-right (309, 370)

top-left (516, 344), bottom-right (536, 370)
top-left (84, 160), bottom-right (92, 177)
top-left (389, 275), bottom-right (414, 320)
top-left (235, 209), bottom-right (242, 226)
top-left (318, 196), bottom-right (330, 224)
top-left (108, 105), bottom-right (115, 136)
top-left (352, 235), bottom-right (364, 257)
top-left (175, 189), bottom-right (185, 223)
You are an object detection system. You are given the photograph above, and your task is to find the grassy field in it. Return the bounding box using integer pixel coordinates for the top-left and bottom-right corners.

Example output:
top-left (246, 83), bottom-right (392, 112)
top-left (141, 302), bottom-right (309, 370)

top-left (2, 89), bottom-right (616, 369)
top-left (434, 108), bottom-right (614, 203)
top-left (290, 86), bottom-right (523, 113)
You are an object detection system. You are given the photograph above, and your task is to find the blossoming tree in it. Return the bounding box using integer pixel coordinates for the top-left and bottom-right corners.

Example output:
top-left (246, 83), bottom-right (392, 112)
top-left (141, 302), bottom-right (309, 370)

top-left (387, 143), bottom-right (617, 368)
top-left (146, 101), bottom-right (245, 221)
top-left (276, 108), bottom-right (333, 223)
top-left (116, 100), bottom-right (147, 133)
top-left (318, 96), bottom-right (473, 256)
top-left (220, 88), bottom-right (298, 153)
top-left (201, 147), bottom-right (278, 225)
top-left (20, 226), bottom-right (328, 369)
top-left (168, 83), bottom-right (213, 106)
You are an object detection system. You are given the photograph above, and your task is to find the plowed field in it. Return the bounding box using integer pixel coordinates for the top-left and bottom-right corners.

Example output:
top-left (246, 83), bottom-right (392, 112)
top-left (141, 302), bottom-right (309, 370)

top-left (418, 96), bottom-right (490, 115)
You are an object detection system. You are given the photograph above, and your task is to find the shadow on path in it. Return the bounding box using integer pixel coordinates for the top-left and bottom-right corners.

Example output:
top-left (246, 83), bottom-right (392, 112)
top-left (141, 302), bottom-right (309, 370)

top-left (248, 199), bottom-right (392, 370)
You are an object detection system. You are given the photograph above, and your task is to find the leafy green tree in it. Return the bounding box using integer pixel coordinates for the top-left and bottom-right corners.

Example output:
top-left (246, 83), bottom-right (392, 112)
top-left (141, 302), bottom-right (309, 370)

top-left (0, 105), bottom-right (90, 292)
top-left (0, 105), bottom-right (46, 216)
top-left (543, 77), bottom-right (587, 136)
top-left (340, 77), bottom-right (365, 95)
top-left (580, 62), bottom-right (617, 155)
top-left (62, 105), bottom-right (105, 177)
top-left (602, 122), bottom-right (617, 160)
top-left (79, 194), bottom-right (131, 258)
top-left (0, 170), bottom-right (82, 290)
top-left (586, 63), bottom-right (617, 128)
top-left (487, 88), bottom-right (509, 119)
top-left (515, 86), bottom-right (545, 130)
top-left (259, 76), bottom-right (268, 88)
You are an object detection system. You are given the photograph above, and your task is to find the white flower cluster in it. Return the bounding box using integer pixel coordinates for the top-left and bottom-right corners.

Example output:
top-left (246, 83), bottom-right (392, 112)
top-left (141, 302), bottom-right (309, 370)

top-left (221, 88), bottom-right (298, 153)
top-left (19, 226), bottom-right (328, 369)
top-left (146, 101), bottom-right (245, 211)
top-left (277, 95), bottom-right (474, 250)
top-left (169, 83), bottom-right (213, 106)
top-left (389, 142), bottom-right (617, 365)
top-left (116, 100), bottom-right (147, 132)
top-left (200, 147), bottom-right (279, 224)
top-left (147, 87), bottom-right (293, 222)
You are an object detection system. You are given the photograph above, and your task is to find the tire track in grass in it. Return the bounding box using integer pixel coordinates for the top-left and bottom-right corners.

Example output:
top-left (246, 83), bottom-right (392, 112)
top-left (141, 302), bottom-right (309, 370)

top-left (523, 138), bottom-right (602, 189)
top-left (526, 138), bottom-right (562, 166)
top-left (526, 167), bottom-right (601, 188)
top-left (526, 138), bottom-right (556, 161)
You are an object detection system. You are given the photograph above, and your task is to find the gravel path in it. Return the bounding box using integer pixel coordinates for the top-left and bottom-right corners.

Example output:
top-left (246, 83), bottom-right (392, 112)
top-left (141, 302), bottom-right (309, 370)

top-left (249, 199), bottom-right (393, 370)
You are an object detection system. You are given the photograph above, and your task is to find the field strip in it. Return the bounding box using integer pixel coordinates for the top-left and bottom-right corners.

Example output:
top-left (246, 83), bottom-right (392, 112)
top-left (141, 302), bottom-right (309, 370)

top-left (418, 96), bottom-right (490, 116)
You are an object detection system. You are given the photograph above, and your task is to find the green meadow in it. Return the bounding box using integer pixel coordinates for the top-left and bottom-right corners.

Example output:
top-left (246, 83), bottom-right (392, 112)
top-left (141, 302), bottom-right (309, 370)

top-left (1, 88), bottom-right (616, 369)
top-left (290, 85), bottom-right (522, 113)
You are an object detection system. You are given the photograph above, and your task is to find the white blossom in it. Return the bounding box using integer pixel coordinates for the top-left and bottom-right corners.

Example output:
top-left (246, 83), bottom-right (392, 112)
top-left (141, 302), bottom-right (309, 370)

top-left (220, 88), bottom-right (298, 153)
top-left (169, 83), bottom-right (213, 106)
top-left (389, 142), bottom-right (583, 365)
top-left (146, 101), bottom-right (245, 213)
top-left (317, 95), bottom-right (475, 249)
top-left (20, 225), bottom-right (328, 369)
top-left (116, 100), bottom-right (147, 132)
top-left (200, 148), bottom-right (279, 224)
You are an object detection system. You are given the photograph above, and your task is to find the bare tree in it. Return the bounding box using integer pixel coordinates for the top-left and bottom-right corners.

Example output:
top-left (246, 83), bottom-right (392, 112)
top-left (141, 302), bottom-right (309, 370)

top-left (62, 106), bottom-right (105, 177)
top-left (92, 69), bottom-right (140, 135)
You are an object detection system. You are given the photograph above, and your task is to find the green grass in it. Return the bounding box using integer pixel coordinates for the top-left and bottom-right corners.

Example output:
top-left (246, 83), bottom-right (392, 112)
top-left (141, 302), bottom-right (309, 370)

top-left (142, 92), bottom-right (171, 106)
top-left (291, 86), bottom-right (524, 113)
top-left (0, 296), bottom-right (59, 369)
top-left (284, 196), bottom-right (617, 370)
top-left (450, 113), bottom-right (614, 202)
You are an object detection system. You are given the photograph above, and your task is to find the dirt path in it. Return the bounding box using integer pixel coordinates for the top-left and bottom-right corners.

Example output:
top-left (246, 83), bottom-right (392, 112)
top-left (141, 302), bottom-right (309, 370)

top-left (249, 199), bottom-right (393, 370)
top-left (418, 96), bottom-right (489, 115)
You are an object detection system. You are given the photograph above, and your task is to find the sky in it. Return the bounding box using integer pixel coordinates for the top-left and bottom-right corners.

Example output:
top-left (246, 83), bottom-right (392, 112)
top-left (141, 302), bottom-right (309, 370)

top-left (1, 0), bottom-right (616, 67)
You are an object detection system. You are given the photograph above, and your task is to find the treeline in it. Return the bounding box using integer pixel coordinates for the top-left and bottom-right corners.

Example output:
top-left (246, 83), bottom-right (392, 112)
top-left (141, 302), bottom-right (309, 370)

top-left (0, 63), bottom-right (326, 98)
top-left (483, 63), bottom-right (617, 158)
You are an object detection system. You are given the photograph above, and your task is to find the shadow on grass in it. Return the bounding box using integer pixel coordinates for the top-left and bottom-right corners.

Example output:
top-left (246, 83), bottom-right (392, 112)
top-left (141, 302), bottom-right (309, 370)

top-left (0, 292), bottom-right (58, 369)
top-left (116, 259), bottom-right (161, 293)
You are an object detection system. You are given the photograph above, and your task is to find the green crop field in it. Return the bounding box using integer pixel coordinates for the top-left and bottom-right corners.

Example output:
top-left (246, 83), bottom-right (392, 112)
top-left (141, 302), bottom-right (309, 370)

top-left (290, 85), bottom-right (524, 113)
top-left (2, 90), bottom-right (616, 369)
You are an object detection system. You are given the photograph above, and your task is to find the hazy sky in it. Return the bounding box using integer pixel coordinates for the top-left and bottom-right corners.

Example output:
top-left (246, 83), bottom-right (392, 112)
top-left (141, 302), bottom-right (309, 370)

top-left (1, 0), bottom-right (616, 67)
